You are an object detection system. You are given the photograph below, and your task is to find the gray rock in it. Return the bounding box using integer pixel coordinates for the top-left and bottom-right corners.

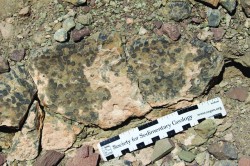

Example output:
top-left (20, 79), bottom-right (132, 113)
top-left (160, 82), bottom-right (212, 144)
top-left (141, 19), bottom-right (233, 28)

top-left (151, 138), bottom-right (175, 162)
top-left (62, 0), bottom-right (86, 6)
top-left (214, 160), bottom-right (237, 166)
top-left (220, 0), bottom-right (236, 13)
top-left (0, 56), bottom-right (9, 74)
top-left (207, 9), bottom-right (221, 27)
top-left (194, 119), bottom-right (217, 139)
top-left (77, 13), bottom-right (93, 25)
top-left (0, 65), bottom-right (37, 129)
top-left (7, 101), bottom-right (42, 161)
top-left (208, 141), bottom-right (238, 160)
top-left (34, 150), bottom-right (65, 166)
top-left (241, 0), bottom-right (250, 17)
top-left (178, 150), bottom-right (196, 163)
top-left (54, 28), bottom-right (68, 42)
top-left (10, 49), bottom-right (25, 62)
top-left (196, 0), bottom-right (219, 7)
top-left (63, 17), bottom-right (75, 32)
top-left (168, 1), bottom-right (192, 21)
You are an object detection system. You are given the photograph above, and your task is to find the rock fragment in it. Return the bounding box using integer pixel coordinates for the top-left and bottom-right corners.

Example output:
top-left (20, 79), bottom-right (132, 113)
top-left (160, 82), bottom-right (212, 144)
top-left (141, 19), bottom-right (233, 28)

top-left (153, 21), bottom-right (162, 29)
top-left (239, 156), bottom-right (250, 166)
top-left (194, 119), bottom-right (217, 139)
top-left (241, 0), bottom-right (250, 17)
top-left (161, 23), bottom-right (181, 40)
top-left (214, 160), bottom-right (237, 166)
top-left (7, 101), bottom-right (42, 161)
top-left (0, 21), bottom-right (14, 39)
top-left (196, 0), bottom-right (219, 7)
top-left (71, 28), bottom-right (90, 42)
top-left (0, 56), bottom-right (9, 74)
top-left (168, 1), bottom-right (192, 21)
top-left (77, 13), bottom-right (93, 25)
top-left (226, 86), bottom-right (249, 102)
top-left (19, 6), bottom-right (30, 16)
top-left (208, 141), bottom-right (238, 160)
top-left (151, 138), bottom-right (175, 162)
top-left (178, 150), bottom-right (196, 163)
top-left (63, 0), bottom-right (86, 6)
top-left (0, 154), bottom-right (6, 165)
top-left (34, 150), bottom-right (65, 166)
top-left (139, 26), bottom-right (148, 35)
top-left (54, 28), bottom-right (68, 42)
top-left (63, 17), bottom-right (75, 32)
top-left (207, 9), bottom-right (221, 27)
top-left (211, 27), bottom-right (225, 41)
top-left (66, 145), bottom-right (99, 166)
top-left (10, 49), bottom-right (26, 62)
top-left (0, 65), bottom-right (37, 129)
top-left (220, 0), bottom-right (237, 14)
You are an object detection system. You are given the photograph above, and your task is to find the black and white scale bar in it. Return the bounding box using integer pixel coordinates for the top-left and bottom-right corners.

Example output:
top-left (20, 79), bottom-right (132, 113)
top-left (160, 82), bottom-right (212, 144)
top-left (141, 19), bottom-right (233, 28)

top-left (98, 97), bottom-right (226, 161)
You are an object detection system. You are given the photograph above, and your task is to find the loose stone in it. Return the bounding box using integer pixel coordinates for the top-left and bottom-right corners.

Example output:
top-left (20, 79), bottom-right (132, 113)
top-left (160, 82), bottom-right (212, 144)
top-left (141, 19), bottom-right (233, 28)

top-left (54, 28), bottom-right (68, 42)
top-left (178, 150), bottom-right (196, 163)
top-left (239, 156), bottom-right (250, 166)
top-left (161, 23), bottom-right (181, 41)
top-left (19, 6), bottom-right (30, 16)
top-left (194, 119), bottom-right (217, 139)
top-left (77, 13), bottom-right (93, 25)
top-left (220, 0), bottom-right (237, 14)
top-left (63, 0), bottom-right (86, 6)
top-left (211, 28), bottom-right (225, 41)
top-left (196, 0), bottom-right (219, 7)
top-left (0, 154), bottom-right (6, 165)
top-left (168, 1), bottom-right (192, 21)
top-left (63, 17), bottom-right (75, 32)
top-left (214, 160), bottom-right (237, 166)
top-left (10, 49), bottom-right (26, 62)
top-left (241, 0), bottom-right (250, 17)
top-left (151, 138), bottom-right (175, 162)
top-left (226, 86), bottom-right (249, 102)
top-left (0, 56), bottom-right (10, 74)
top-left (34, 150), bottom-right (65, 166)
top-left (207, 9), bottom-right (221, 27)
top-left (208, 141), bottom-right (238, 160)
top-left (71, 28), bottom-right (90, 42)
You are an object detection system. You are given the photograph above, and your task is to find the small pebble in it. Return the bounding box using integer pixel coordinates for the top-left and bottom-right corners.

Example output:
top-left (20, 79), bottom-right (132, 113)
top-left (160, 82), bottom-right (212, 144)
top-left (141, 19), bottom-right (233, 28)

top-left (54, 28), bottom-right (68, 42)
top-left (139, 27), bottom-right (148, 35)
top-left (19, 6), bottom-right (30, 16)
top-left (71, 28), bottom-right (90, 42)
top-left (10, 49), bottom-right (26, 62)
top-left (207, 9), bottom-right (221, 27)
top-left (0, 56), bottom-right (10, 74)
top-left (161, 23), bottom-right (181, 41)
top-left (239, 156), bottom-right (250, 166)
top-left (63, 17), bottom-right (75, 32)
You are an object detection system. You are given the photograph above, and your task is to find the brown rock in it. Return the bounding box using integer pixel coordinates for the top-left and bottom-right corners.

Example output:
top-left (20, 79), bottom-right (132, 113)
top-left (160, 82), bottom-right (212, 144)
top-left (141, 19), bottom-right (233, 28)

top-left (211, 28), bottom-right (225, 41)
top-left (208, 141), bottom-right (238, 160)
top-left (153, 21), bottom-right (163, 29)
top-left (10, 49), bottom-right (25, 62)
top-left (0, 153), bottom-right (6, 166)
top-left (153, 28), bottom-right (163, 36)
top-left (226, 86), bottom-right (248, 102)
top-left (239, 156), bottom-right (250, 166)
top-left (71, 28), bottom-right (90, 42)
top-left (0, 56), bottom-right (9, 74)
top-left (34, 150), bottom-right (65, 166)
top-left (196, 0), bottom-right (219, 7)
top-left (161, 23), bottom-right (181, 41)
top-left (19, 6), bottom-right (30, 16)
top-left (66, 145), bottom-right (99, 166)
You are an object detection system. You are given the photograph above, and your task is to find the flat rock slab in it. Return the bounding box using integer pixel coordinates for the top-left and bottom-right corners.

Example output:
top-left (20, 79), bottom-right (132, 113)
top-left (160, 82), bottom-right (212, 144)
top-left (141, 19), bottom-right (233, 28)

top-left (127, 37), bottom-right (223, 107)
top-left (28, 33), bottom-right (223, 129)
top-left (7, 101), bottom-right (42, 161)
top-left (34, 150), bottom-right (65, 166)
top-left (0, 65), bottom-right (37, 129)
